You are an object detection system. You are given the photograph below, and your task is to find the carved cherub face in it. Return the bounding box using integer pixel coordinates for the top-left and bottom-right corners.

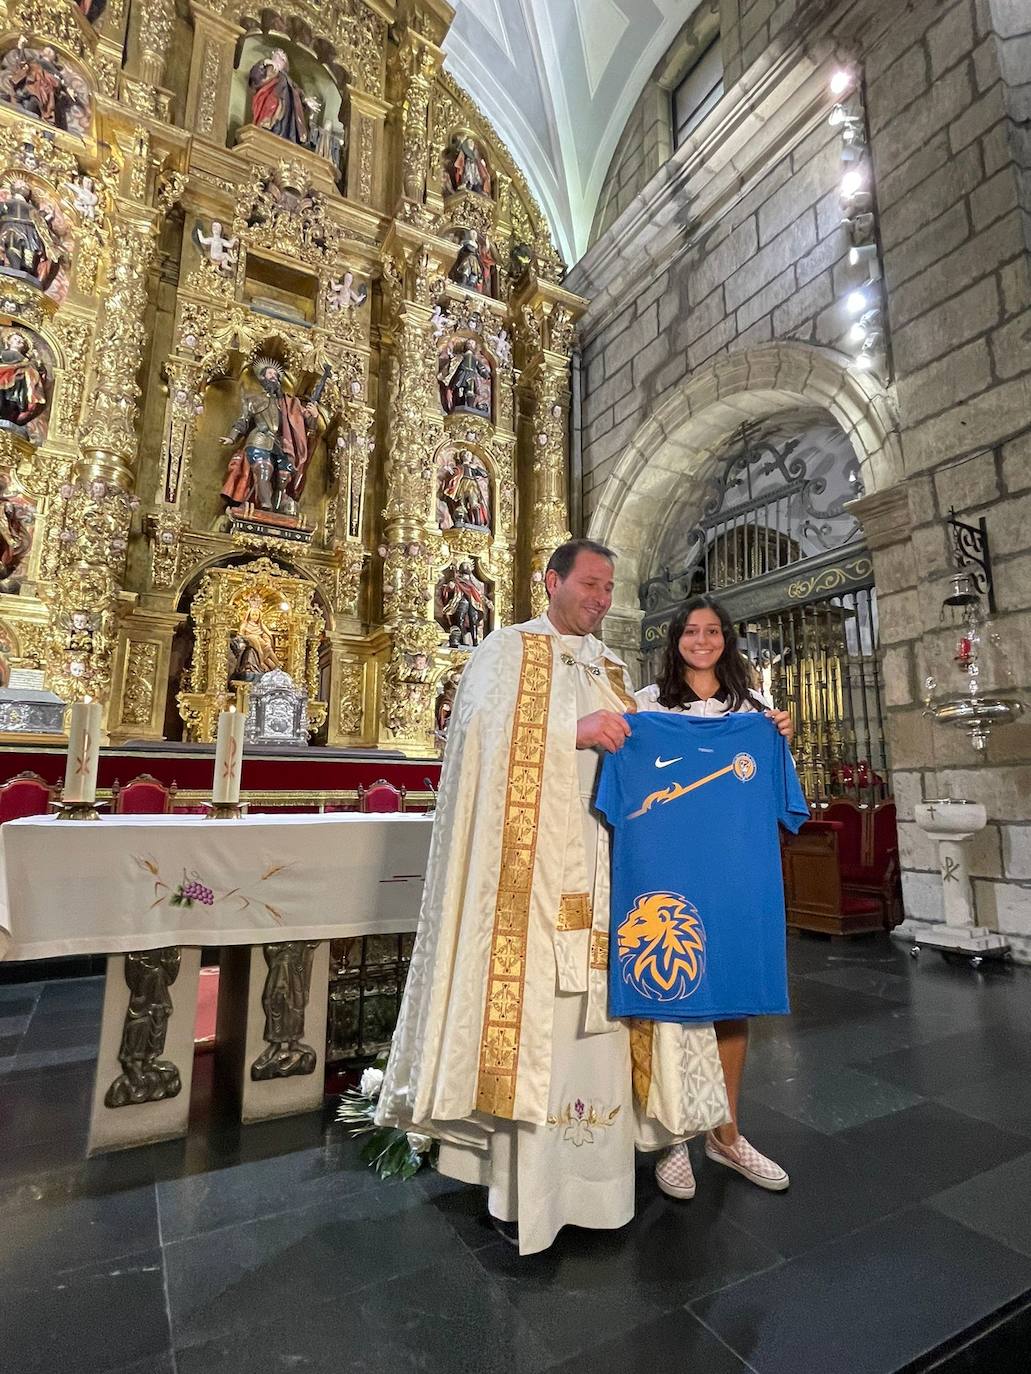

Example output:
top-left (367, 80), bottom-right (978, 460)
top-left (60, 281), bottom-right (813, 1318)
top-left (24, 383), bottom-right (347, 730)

top-left (211, 219), bottom-right (222, 234)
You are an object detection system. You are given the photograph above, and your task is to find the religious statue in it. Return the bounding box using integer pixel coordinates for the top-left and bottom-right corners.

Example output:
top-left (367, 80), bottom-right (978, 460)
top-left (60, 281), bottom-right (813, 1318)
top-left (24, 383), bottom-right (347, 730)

top-left (437, 560), bottom-right (492, 647)
top-left (0, 330), bottom-right (48, 443)
top-left (450, 230), bottom-right (495, 296)
top-left (220, 357), bottom-right (329, 517)
top-left (70, 173), bottom-right (99, 220)
top-left (0, 472), bottom-right (33, 594)
top-left (77, 0), bottom-right (107, 21)
top-left (510, 241), bottom-right (534, 281)
top-left (0, 40), bottom-right (91, 137)
top-left (434, 669), bottom-right (462, 746)
top-left (0, 180), bottom-right (65, 289)
top-left (438, 339), bottom-right (491, 417)
top-left (311, 112), bottom-right (346, 172)
top-left (227, 594), bottom-right (281, 684)
top-left (104, 948), bottom-right (182, 1108)
top-left (251, 941), bottom-right (320, 1080)
top-left (327, 271), bottom-right (367, 311)
top-left (487, 326), bottom-right (512, 368)
top-left (247, 48), bottom-right (317, 147)
top-left (194, 219), bottom-right (238, 274)
top-left (429, 303), bottom-right (453, 340)
top-left (444, 134), bottom-right (492, 196)
top-left (437, 449), bottom-right (491, 531)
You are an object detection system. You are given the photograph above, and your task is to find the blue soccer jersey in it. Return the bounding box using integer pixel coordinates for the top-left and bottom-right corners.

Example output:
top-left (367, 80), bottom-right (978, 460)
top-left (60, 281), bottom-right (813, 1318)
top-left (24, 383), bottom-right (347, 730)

top-left (595, 711), bottom-right (809, 1022)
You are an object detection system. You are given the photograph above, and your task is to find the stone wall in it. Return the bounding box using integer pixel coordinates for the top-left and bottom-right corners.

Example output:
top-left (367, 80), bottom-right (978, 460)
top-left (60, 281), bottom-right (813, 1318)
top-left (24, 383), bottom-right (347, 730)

top-left (569, 0), bottom-right (1031, 957)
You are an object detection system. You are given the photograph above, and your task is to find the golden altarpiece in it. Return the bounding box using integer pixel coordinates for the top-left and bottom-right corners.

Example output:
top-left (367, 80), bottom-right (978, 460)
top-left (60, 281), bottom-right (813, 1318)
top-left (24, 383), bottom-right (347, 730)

top-left (0, 0), bottom-right (584, 755)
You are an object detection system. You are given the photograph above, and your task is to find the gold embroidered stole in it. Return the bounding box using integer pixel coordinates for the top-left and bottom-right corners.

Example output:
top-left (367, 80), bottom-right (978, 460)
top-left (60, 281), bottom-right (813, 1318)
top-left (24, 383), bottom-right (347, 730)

top-left (601, 661), bottom-right (655, 1106)
top-left (476, 633), bottom-right (553, 1117)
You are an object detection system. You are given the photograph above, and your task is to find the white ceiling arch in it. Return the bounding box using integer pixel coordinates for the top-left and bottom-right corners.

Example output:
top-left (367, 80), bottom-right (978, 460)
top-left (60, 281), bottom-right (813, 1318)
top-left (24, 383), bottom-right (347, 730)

top-left (444, 0), bottom-right (696, 265)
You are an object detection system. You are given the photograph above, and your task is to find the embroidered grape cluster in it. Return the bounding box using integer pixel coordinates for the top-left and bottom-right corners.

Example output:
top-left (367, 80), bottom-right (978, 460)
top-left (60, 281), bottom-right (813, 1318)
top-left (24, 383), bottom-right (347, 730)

top-left (175, 878), bottom-right (214, 907)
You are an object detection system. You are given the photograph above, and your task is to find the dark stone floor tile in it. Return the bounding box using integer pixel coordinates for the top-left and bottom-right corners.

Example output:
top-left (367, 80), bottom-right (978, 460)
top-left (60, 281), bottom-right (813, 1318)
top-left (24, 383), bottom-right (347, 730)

top-left (165, 1181), bottom-right (469, 1347)
top-left (931, 1068), bottom-right (1031, 1139)
top-left (100, 1356), bottom-right (175, 1374)
top-left (419, 1168), bottom-right (500, 1251)
top-left (691, 1206), bottom-right (1031, 1374)
top-left (157, 1136), bottom-right (379, 1241)
top-left (928, 1150), bottom-right (1031, 1260)
top-left (0, 1249), bottom-right (170, 1374)
top-left (472, 1182), bottom-right (781, 1362)
top-left (0, 1063), bottom-right (93, 1180)
top-left (36, 976), bottom-right (104, 1012)
top-left (0, 1157), bottom-right (159, 1282)
top-left (177, 1249), bottom-right (552, 1374)
top-left (0, 992), bottom-right (38, 1020)
top-left (862, 1026), bottom-right (1031, 1096)
top-left (801, 965), bottom-right (915, 1002)
top-left (18, 1012), bottom-right (100, 1054)
top-left (910, 1296), bottom-right (1031, 1374)
top-left (542, 1305), bottom-right (753, 1374)
top-left (747, 1064), bottom-right (924, 1133)
top-left (699, 1098), bottom-right (939, 1258)
top-left (0, 1032), bottom-right (21, 1057)
top-left (838, 1102), bottom-right (1031, 1191)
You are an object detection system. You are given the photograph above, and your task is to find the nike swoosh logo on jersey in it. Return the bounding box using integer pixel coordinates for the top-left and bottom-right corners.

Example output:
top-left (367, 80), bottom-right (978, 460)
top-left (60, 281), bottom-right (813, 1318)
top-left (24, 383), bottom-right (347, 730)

top-left (655, 756), bottom-right (683, 769)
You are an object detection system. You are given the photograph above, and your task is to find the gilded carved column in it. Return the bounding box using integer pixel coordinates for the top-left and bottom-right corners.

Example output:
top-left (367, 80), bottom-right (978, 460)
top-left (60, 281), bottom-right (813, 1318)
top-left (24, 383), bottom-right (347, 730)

top-left (394, 31), bottom-right (443, 211)
top-left (514, 282), bottom-right (587, 619)
top-left (44, 204), bottom-right (159, 705)
top-left (186, 3), bottom-right (244, 141)
top-left (138, 0), bottom-right (176, 87)
top-left (379, 233), bottom-right (448, 747)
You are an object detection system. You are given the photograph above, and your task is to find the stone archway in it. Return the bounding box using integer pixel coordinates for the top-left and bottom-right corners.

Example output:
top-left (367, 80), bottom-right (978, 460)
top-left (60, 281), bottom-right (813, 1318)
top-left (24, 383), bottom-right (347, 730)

top-left (587, 343), bottom-right (903, 636)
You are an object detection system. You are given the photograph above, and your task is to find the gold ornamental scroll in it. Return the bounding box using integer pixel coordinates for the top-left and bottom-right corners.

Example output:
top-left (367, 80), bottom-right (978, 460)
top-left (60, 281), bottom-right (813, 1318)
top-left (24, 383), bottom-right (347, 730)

top-left (475, 632), bottom-right (553, 1118)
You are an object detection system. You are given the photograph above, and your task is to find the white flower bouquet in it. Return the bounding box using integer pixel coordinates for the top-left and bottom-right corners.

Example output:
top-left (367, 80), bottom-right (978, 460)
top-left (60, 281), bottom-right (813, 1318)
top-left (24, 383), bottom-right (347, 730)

top-left (336, 1058), bottom-right (437, 1181)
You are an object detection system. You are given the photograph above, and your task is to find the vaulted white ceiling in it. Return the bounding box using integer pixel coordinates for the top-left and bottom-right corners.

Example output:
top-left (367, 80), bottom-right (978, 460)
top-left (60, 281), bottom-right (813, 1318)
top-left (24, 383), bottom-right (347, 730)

top-left (444, 0), bottom-right (696, 265)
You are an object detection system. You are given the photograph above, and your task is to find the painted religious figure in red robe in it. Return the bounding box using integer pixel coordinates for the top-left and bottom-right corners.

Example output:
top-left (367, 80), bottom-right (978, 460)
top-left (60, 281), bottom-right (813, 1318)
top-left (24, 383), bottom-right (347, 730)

top-left (220, 358), bottom-right (326, 518)
top-left (247, 49), bottom-right (314, 147)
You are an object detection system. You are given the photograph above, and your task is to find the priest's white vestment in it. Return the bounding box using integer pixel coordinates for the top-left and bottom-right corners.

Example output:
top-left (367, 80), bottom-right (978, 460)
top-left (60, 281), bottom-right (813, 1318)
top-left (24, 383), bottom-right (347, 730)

top-left (376, 614), bottom-right (729, 1253)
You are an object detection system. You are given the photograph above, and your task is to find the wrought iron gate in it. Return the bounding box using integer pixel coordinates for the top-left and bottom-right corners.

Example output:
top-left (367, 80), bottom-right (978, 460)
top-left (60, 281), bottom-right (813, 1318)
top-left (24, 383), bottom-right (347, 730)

top-left (640, 423), bottom-right (887, 802)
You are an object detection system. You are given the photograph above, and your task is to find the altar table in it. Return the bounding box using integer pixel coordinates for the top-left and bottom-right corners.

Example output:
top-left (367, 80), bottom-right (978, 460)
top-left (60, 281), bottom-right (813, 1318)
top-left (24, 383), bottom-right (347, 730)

top-left (0, 813), bottom-right (432, 1152)
top-left (0, 812), bottom-right (431, 960)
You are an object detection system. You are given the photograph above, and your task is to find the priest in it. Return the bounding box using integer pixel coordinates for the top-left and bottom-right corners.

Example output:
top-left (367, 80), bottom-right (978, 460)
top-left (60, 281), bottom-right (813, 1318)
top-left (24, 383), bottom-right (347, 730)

top-left (376, 539), bottom-right (730, 1254)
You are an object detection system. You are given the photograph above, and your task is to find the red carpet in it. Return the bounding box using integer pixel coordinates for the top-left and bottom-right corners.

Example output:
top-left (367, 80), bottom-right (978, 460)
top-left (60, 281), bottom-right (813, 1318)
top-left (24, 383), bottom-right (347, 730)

top-left (194, 967), bottom-right (219, 1050)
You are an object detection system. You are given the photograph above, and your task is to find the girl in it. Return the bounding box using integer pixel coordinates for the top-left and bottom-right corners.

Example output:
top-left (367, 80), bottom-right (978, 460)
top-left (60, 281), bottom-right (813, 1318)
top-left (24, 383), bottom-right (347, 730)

top-left (635, 594), bottom-right (795, 1200)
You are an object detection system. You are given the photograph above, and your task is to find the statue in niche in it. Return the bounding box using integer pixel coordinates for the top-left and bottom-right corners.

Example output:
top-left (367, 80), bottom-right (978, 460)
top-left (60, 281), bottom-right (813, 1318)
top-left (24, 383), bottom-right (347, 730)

top-left (437, 560), bottom-right (492, 648)
top-left (437, 448), bottom-right (490, 532)
top-left (104, 948), bottom-right (182, 1108)
top-left (0, 330), bottom-right (48, 444)
top-left (227, 593), bottom-right (282, 684)
top-left (0, 180), bottom-right (67, 291)
top-left (0, 40), bottom-right (91, 137)
top-left (251, 941), bottom-right (319, 1080)
top-left (310, 107), bottom-right (346, 170)
top-left (438, 339), bottom-right (491, 417)
top-left (220, 357), bottom-right (329, 518)
top-left (450, 230), bottom-right (495, 296)
top-left (193, 219), bottom-right (237, 275)
top-left (510, 242), bottom-right (534, 282)
top-left (247, 48), bottom-right (317, 147)
top-left (444, 133), bottom-right (492, 196)
top-left (0, 470), bottom-right (33, 594)
top-left (327, 271), bottom-right (367, 312)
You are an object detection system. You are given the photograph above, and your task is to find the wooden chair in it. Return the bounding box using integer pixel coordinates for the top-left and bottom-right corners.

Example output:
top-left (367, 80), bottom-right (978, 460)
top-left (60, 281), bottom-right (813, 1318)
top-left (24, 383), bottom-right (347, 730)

top-left (111, 773), bottom-right (178, 815)
top-left (0, 771), bottom-right (59, 823)
top-left (781, 819), bottom-right (883, 936)
top-left (357, 779), bottom-right (406, 814)
top-left (826, 797), bottom-right (902, 929)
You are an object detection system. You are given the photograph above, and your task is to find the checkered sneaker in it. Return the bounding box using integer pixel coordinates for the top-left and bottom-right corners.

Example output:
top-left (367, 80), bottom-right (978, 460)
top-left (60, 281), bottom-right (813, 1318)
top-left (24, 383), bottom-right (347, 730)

top-left (705, 1132), bottom-right (790, 1191)
top-left (655, 1142), bottom-right (696, 1200)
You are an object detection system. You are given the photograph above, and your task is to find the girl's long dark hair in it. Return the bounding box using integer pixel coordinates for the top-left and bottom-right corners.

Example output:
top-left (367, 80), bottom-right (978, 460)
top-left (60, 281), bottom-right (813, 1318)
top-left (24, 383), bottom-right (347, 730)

top-left (656, 595), bottom-right (757, 712)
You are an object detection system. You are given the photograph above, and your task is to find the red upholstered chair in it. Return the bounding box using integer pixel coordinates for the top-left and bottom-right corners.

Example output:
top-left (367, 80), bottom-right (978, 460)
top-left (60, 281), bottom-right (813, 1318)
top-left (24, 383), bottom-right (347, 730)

top-left (111, 774), bottom-right (178, 815)
top-left (357, 779), bottom-right (406, 813)
top-left (0, 771), bottom-right (59, 823)
top-left (845, 799), bottom-right (903, 929)
top-left (825, 799), bottom-right (866, 882)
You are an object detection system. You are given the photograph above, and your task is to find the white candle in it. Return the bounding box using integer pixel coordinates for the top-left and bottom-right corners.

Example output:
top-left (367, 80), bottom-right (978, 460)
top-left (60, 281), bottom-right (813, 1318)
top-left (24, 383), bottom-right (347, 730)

top-left (64, 700), bottom-right (102, 804)
top-left (212, 706), bottom-right (245, 804)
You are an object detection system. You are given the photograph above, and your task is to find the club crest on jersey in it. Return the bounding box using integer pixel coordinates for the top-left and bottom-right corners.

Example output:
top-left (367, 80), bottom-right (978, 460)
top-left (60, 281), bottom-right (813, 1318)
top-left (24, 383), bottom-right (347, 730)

top-left (733, 752), bottom-right (756, 781)
top-left (616, 892), bottom-right (705, 1002)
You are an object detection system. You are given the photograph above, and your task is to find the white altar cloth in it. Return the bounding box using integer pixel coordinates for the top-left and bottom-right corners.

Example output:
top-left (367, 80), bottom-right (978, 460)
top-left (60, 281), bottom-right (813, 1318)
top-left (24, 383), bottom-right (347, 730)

top-left (0, 812), bottom-right (432, 961)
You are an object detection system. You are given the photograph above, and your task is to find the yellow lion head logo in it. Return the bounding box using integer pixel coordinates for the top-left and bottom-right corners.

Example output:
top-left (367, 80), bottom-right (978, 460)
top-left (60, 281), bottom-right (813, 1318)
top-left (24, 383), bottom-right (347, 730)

top-left (616, 892), bottom-right (705, 1002)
